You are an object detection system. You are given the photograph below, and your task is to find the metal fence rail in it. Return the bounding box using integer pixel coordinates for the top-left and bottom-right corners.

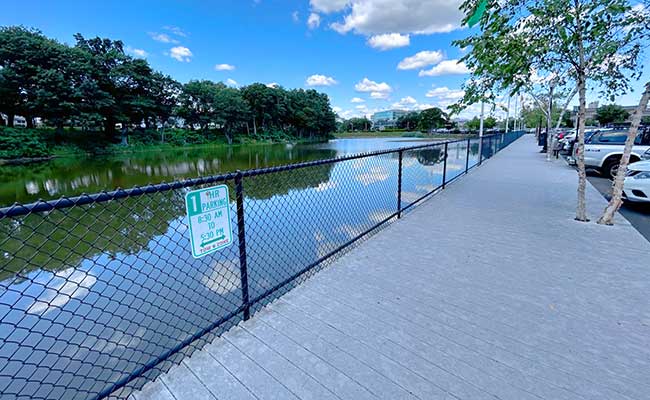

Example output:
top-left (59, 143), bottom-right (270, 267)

top-left (0, 131), bottom-right (524, 399)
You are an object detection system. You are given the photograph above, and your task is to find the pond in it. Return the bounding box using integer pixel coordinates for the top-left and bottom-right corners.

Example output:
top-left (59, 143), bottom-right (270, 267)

top-left (0, 136), bottom-right (486, 399)
top-left (1, 137), bottom-right (451, 206)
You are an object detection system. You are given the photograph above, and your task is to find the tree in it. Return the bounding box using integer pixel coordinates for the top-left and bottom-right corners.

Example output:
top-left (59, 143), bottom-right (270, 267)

top-left (642, 116), bottom-right (650, 126)
top-left (455, 0), bottom-right (649, 222)
top-left (176, 80), bottom-right (220, 131)
top-left (418, 107), bottom-right (448, 131)
top-left (74, 34), bottom-right (132, 139)
top-left (597, 82), bottom-right (650, 225)
top-left (595, 104), bottom-right (630, 126)
top-left (396, 112), bottom-right (420, 130)
top-left (345, 117), bottom-right (371, 131)
top-left (465, 115), bottom-right (495, 130)
top-left (0, 26), bottom-right (74, 128)
top-left (211, 83), bottom-right (250, 144)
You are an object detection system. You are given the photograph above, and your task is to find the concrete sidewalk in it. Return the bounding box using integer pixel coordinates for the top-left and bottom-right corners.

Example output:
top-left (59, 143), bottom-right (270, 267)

top-left (134, 134), bottom-right (650, 400)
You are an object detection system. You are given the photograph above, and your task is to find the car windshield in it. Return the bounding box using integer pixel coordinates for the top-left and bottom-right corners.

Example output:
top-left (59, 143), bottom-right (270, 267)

top-left (590, 131), bottom-right (643, 144)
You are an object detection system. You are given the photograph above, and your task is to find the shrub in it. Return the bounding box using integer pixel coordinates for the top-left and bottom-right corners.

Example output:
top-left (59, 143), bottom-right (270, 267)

top-left (0, 128), bottom-right (50, 159)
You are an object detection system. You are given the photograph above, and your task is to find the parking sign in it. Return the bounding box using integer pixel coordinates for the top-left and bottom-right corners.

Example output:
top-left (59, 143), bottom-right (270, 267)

top-left (185, 185), bottom-right (233, 258)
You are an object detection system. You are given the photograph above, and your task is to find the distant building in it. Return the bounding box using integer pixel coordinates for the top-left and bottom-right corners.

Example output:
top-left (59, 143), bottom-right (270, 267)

top-left (572, 102), bottom-right (650, 124)
top-left (371, 109), bottom-right (408, 130)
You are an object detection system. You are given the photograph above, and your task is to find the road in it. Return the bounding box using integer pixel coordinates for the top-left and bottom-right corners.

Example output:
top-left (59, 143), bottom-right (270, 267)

top-left (587, 173), bottom-right (650, 242)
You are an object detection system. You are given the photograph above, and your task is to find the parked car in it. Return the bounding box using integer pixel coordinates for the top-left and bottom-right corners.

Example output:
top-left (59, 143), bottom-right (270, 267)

top-left (624, 161), bottom-right (650, 203)
top-left (568, 128), bottom-right (650, 179)
top-left (560, 129), bottom-right (604, 155)
top-left (643, 148), bottom-right (650, 161)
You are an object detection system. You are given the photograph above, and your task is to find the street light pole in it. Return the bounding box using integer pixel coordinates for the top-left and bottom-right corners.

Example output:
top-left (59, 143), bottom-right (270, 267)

top-left (505, 96), bottom-right (511, 133)
top-left (478, 102), bottom-right (485, 164)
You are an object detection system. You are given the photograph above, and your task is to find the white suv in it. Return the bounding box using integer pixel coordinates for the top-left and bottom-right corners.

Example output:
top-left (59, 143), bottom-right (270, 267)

top-left (570, 129), bottom-right (650, 179)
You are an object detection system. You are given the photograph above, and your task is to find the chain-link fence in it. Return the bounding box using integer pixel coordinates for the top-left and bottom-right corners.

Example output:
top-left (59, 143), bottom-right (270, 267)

top-left (0, 131), bottom-right (524, 400)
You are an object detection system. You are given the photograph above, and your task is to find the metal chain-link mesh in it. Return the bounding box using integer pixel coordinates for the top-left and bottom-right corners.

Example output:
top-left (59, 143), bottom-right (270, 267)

top-left (0, 132), bottom-right (524, 400)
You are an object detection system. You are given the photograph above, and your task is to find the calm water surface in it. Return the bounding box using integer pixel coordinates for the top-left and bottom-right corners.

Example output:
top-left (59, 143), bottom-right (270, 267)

top-left (1, 137), bottom-right (449, 205)
top-left (0, 136), bottom-right (485, 399)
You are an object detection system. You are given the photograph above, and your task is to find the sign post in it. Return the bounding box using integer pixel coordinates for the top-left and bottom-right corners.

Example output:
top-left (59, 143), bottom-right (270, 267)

top-left (185, 185), bottom-right (233, 258)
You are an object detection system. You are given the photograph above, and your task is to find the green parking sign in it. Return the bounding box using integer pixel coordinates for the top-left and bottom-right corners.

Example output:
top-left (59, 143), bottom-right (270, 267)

top-left (185, 185), bottom-right (233, 258)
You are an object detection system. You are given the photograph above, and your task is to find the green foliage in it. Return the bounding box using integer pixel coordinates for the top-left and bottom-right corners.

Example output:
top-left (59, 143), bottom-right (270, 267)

top-left (0, 26), bottom-right (338, 159)
top-left (341, 117), bottom-right (371, 131)
top-left (595, 104), bottom-right (630, 125)
top-left (0, 128), bottom-right (49, 159)
top-left (465, 116), bottom-right (496, 130)
top-left (642, 116), bottom-right (650, 126)
top-left (521, 100), bottom-right (575, 128)
top-left (418, 108), bottom-right (448, 131)
top-left (453, 0), bottom-right (650, 112)
top-left (394, 108), bottom-right (448, 132)
top-left (396, 112), bottom-right (420, 130)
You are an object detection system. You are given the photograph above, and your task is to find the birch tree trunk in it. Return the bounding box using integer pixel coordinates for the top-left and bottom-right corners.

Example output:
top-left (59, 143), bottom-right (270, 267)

top-left (574, 0), bottom-right (588, 222)
top-left (555, 86), bottom-right (578, 130)
top-left (546, 84), bottom-right (554, 161)
top-left (597, 81), bottom-right (650, 225)
top-left (575, 73), bottom-right (589, 222)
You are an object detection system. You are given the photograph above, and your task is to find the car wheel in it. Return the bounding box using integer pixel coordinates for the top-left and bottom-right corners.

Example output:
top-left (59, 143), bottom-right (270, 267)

top-left (603, 159), bottom-right (620, 180)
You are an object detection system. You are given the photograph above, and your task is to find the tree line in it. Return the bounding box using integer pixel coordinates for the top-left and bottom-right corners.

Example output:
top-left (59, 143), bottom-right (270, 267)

top-left (337, 107), bottom-right (451, 132)
top-left (0, 26), bottom-right (336, 145)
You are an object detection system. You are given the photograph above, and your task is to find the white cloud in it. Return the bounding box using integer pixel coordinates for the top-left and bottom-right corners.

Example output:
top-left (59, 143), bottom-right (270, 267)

top-left (367, 33), bottom-right (410, 50)
top-left (355, 104), bottom-right (367, 110)
top-left (149, 32), bottom-right (179, 44)
top-left (169, 46), bottom-right (193, 62)
top-left (308, 13), bottom-right (321, 29)
top-left (333, 106), bottom-right (343, 113)
top-left (391, 96), bottom-right (420, 110)
top-left (215, 63), bottom-right (236, 71)
top-left (355, 77), bottom-right (392, 94)
top-left (397, 50), bottom-right (444, 70)
top-left (126, 47), bottom-right (148, 58)
top-left (163, 26), bottom-right (188, 37)
top-left (419, 59), bottom-right (470, 76)
top-left (330, 0), bottom-right (462, 35)
top-left (226, 78), bottom-right (239, 87)
top-left (266, 82), bottom-right (279, 88)
top-left (310, 0), bottom-right (349, 13)
top-left (292, 11), bottom-right (300, 22)
top-left (370, 91), bottom-right (389, 100)
top-left (425, 86), bottom-right (465, 100)
top-left (350, 97), bottom-right (365, 103)
top-left (398, 96), bottom-right (417, 104)
top-left (306, 74), bottom-right (338, 86)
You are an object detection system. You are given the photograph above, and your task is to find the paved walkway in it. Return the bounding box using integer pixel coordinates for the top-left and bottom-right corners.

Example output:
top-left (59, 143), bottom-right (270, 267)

top-left (133, 135), bottom-right (650, 400)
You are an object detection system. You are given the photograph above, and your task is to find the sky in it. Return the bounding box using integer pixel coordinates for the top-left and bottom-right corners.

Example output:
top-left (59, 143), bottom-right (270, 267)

top-left (2, 0), bottom-right (649, 121)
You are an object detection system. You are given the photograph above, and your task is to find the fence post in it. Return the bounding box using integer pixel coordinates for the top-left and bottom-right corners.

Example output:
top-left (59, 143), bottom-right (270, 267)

top-left (465, 138), bottom-right (471, 173)
top-left (234, 171), bottom-right (251, 320)
top-left (442, 142), bottom-right (448, 189)
top-left (479, 135), bottom-right (484, 165)
top-left (397, 150), bottom-right (403, 219)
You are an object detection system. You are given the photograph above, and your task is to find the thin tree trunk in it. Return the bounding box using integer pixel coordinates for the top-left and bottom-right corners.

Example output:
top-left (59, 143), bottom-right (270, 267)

top-left (574, 0), bottom-right (588, 222)
top-left (575, 77), bottom-right (589, 222)
top-left (546, 84), bottom-right (555, 161)
top-left (26, 115), bottom-right (34, 129)
top-left (555, 86), bottom-right (578, 130)
top-left (120, 125), bottom-right (128, 146)
top-left (7, 114), bottom-right (15, 128)
top-left (252, 117), bottom-right (257, 136)
top-left (597, 82), bottom-right (650, 225)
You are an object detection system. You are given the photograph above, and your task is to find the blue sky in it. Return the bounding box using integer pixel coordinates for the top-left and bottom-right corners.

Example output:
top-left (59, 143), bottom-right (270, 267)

top-left (2, 0), bottom-right (648, 120)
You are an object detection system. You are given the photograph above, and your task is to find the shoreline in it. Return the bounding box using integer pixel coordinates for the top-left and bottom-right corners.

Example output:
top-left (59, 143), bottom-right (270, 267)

top-left (0, 137), bottom-right (331, 166)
